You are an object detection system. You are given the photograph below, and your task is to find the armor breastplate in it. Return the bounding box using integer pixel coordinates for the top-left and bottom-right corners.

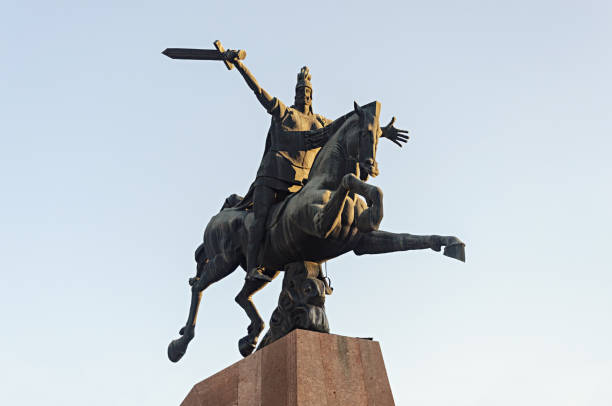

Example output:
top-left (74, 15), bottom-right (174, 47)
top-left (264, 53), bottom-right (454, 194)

top-left (256, 107), bottom-right (329, 192)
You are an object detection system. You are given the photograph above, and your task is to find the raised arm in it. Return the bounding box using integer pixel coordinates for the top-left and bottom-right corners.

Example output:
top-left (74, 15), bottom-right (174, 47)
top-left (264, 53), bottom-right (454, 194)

top-left (233, 59), bottom-right (286, 117)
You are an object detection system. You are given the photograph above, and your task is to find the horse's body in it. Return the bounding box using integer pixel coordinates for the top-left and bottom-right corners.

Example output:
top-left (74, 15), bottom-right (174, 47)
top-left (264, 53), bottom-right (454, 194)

top-left (168, 101), bottom-right (465, 362)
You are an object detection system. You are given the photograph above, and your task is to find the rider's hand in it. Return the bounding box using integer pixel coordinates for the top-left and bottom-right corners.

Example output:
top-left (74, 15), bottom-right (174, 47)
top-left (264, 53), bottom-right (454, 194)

top-left (381, 117), bottom-right (409, 147)
top-left (225, 49), bottom-right (240, 63)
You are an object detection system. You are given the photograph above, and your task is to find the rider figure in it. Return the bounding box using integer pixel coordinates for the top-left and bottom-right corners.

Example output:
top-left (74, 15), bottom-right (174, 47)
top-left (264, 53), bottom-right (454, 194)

top-left (232, 59), bottom-right (331, 282)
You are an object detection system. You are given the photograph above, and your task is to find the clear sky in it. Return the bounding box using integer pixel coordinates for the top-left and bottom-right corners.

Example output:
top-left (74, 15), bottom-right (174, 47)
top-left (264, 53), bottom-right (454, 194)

top-left (1, 1), bottom-right (611, 405)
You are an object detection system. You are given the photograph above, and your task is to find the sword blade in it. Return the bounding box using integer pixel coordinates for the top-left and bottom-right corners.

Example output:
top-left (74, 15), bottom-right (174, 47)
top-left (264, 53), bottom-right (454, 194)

top-left (162, 48), bottom-right (224, 61)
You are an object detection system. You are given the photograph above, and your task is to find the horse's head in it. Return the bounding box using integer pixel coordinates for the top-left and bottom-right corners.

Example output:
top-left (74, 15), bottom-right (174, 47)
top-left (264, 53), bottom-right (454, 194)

top-left (351, 101), bottom-right (381, 181)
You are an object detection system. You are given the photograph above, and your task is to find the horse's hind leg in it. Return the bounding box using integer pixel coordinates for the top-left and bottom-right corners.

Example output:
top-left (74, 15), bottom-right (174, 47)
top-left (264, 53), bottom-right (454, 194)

top-left (167, 253), bottom-right (239, 362)
top-left (235, 268), bottom-right (280, 357)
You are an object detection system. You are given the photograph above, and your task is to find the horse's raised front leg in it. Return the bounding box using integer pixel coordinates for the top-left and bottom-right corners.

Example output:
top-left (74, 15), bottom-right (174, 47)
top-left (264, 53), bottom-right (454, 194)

top-left (234, 268), bottom-right (280, 357)
top-left (313, 182), bottom-right (350, 238)
top-left (312, 173), bottom-right (383, 238)
top-left (167, 253), bottom-right (240, 362)
top-left (354, 230), bottom-right (465, 262)
top-left (342, 173), bottom-right (383, 232)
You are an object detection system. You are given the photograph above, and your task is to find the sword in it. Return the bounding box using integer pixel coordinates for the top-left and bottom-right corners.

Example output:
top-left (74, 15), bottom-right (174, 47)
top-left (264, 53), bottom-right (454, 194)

top-left (162, 40), bottom-right (246, 70)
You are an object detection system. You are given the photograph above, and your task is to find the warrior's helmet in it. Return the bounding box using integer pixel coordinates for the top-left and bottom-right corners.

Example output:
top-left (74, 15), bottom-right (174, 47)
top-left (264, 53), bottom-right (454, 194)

top-left (295, 66), bottom-right (312, 91)
top-left (295, 66), bottom-right (313, 112)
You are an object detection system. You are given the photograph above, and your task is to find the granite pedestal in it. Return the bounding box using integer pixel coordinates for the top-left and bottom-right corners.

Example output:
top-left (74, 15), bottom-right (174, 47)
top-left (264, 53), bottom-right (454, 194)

top-left (181, 329), bottom-right (395, 406)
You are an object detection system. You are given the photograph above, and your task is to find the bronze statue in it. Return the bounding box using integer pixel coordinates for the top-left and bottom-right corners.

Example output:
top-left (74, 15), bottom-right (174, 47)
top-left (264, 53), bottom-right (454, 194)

top-left (231, 57), bottom-right (409, 282)
top-left (163, 41), bottom-right (465, 362)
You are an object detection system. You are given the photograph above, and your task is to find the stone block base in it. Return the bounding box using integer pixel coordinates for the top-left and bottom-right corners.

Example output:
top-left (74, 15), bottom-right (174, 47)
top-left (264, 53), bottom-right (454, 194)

top-left (181, 329), bottom-right (395, 406)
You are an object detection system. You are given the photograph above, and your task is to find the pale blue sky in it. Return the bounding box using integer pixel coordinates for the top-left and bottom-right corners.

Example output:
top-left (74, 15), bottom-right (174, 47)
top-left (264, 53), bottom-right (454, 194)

top-left (1, 1), bottom-right (611, 405)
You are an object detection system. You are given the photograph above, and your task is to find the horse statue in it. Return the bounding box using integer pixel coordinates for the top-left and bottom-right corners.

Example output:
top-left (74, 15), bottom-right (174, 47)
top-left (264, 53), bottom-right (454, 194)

top-left (168, 101), bottom-right (465, 362)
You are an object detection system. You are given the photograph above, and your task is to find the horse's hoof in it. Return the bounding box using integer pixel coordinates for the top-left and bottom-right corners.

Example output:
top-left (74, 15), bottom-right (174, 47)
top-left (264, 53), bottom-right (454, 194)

top-left (238, 336), bottom-right (256, 357)
top-left (168, 327), bottom-right (195, 362)
top-left (443, 241), bottom-right (466, 262)
top-left (168, 338), bottom-right (187, 363)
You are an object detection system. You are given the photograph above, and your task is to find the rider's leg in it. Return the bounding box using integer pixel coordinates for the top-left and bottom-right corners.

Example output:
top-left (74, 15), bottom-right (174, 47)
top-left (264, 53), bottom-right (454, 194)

top-left (246, 185), bottom-right (276, 281)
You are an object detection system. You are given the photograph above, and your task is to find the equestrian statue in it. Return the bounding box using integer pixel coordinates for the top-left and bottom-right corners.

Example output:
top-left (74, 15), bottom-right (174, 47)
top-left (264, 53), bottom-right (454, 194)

top-left (163, 41), bottom-right (466, 362)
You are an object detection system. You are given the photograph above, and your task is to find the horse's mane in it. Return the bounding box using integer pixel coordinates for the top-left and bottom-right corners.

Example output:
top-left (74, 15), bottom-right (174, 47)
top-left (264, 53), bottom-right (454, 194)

top-left (225, 102), bottom-right (378, 212)
top-left (307, 113), bottom-right (357, 174)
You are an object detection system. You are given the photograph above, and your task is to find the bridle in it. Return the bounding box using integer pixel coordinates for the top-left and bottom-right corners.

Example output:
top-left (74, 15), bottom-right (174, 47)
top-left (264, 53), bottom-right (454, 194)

top-left (345, 110), bottom-right (371, 177)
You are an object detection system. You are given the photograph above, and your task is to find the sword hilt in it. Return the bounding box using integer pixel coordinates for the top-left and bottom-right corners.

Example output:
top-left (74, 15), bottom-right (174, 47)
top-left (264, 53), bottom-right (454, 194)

top-left (214, 40), bottom-right (246, 70)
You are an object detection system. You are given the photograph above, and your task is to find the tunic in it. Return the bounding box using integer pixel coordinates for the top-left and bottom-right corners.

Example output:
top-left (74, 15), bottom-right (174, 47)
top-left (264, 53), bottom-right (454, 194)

top-left (255, 97), bottom-right (331, 192)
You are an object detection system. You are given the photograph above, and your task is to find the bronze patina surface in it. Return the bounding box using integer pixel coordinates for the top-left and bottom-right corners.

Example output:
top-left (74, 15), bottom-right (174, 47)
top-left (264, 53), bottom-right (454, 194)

top-left (163, 41), bottom-right (465, 362)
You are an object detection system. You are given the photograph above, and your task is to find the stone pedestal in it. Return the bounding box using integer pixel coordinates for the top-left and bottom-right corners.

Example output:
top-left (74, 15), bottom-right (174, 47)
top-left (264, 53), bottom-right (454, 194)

top-left (181, 329), bottom-right (395, 406)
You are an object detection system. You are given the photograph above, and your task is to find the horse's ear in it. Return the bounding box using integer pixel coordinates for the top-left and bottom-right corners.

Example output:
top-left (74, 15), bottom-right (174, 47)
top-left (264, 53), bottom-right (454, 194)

top-left (353, 101), bottom-right (363, 117)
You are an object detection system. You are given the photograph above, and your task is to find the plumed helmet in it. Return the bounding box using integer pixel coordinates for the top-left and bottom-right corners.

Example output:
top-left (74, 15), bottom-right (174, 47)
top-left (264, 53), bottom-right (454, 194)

top-left (295, 66), bottom-right (312, 90)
